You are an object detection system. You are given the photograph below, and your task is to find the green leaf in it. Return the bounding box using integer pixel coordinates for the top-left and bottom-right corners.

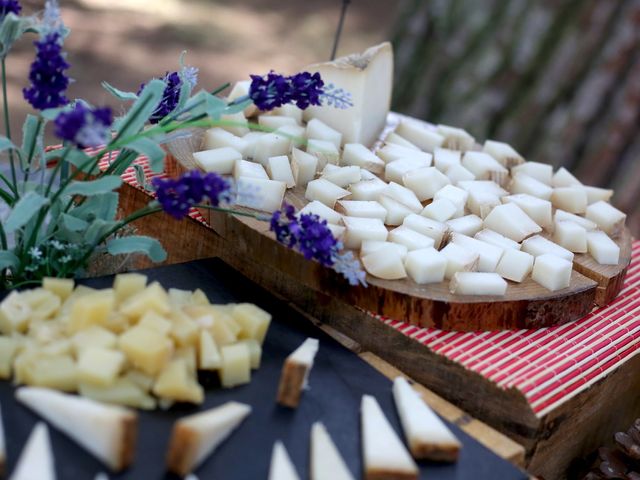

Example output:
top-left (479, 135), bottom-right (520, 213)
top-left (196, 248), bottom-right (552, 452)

top-left (204, 92), bottom-right (226, 120)
top-left (40, 107), bottom-right (66, 121)
top-left (62, 176), bottom-right (123, 196)
top-left (107, 235), bottom-right (167, 263)
top-left (20, 114), bottom-right (40, 167)
top-left (102, 81), bottom-right (139, 101)
top-left (133, 164), bottom-right (152, 191)
top-left (4, 191), bottom-right (49, 233)
top-left (126, 138), bottom-right (165, 173)
top-left (0, 251), bottom-right (18, 270)
top-left (68, 192), bottom-right (119, 222)
top-left (61, 149), bottom-right (101, 175)
top-left (84, 218), bottom-right (117, 244)
top-left (0, 13), bottom-right (34, 56)
top-left (224, 98), bottom-right (252, 115)
top-left (0, 135), bottom-right (15, 152)
top-left (61, 214), bottom-right (89, 232)
top-left (115, 79), bottom-right (165, 139)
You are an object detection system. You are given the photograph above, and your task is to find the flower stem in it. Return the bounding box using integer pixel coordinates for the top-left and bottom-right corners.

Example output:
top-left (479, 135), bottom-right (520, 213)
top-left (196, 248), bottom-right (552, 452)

top-left (23, 117), bottom-right (44, 184)
top-left (194, 204), bottom-right (268, 220)
top-left (1, 57), bottom-right (17, 190)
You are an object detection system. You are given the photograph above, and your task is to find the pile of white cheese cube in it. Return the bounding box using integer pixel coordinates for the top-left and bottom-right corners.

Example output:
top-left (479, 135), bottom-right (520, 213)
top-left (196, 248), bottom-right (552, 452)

top-left (192, 83), bottom-right (625, 297)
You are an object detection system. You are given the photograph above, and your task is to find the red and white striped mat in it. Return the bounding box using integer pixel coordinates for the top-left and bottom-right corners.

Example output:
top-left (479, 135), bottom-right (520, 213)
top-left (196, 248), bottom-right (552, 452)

top-left (102, 153), bottom-right (640, 417)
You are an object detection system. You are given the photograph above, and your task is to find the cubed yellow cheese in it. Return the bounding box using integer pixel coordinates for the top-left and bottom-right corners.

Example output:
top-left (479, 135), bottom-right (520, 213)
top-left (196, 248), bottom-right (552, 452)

top-left (138, 311), bottom-right (172, 335)
top-left (22, 288), bottom-right (61, 320)
top-left (175, 346), bottom-right (197, 373)
top-left (153, 358), bottom-right (204, 404)
top-left (190, 288), bottom-right (210, 306)
top-left (232, 303), bottom-right (272, 344)
top-left (209, 318), bottom-right (237, 346)
top-left (0, 291), bottom-right (32, 334)
top-left (0, 336), bottom-right (18, 378)
top-left (103, 313), bottom-right (130, 334)
top-left (42, 277), bottom-right (75, 301)
top-left (168, 310), bottom-right (199, 347)
top-left (120, 282), bottom-right (170, 319)
top-left (79, 377), bottom-right (156, 410)
top-left (40, 339), bottom-right (73, 356)
top-left (28, 321), bottom-right (63, 345)
top-left (27, 354), bottom-right (77, 392)
top-left (118, 325), bottom-right (173, 376)
top-left (77, 347), bottom-right (125, 386)
top-left (113, 273), bottom-right (147, 303)
top-left (125, 369), bottom-right (155, 392)
top-left (72, 326), bottom-right (117, 355)
top-left (199, 330), bottom-right (221, 370)
top-left (67, 290), bottom-right (115, 333)
top-left (168, 288), bottom-right (192, 306)
top-left (220, 343), bottom-right (251, 388)
top-left (238, 339), bottom-right (262, 369)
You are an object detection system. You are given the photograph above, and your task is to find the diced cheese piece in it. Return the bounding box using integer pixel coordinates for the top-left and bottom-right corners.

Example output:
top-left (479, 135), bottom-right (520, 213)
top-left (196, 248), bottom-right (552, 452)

top-left (266, 155), bottom-right (296, 188)
top-left (436, 124), bottom-right (475, 151)
top-left (16, 387), bottom-right (137, 471)
top-left (10, 423), bottom-right (55, 480)
top-left (236, 177), bottom-right (286, 212)
top-left (551, 187), bottom-right (588, 214)
top-left (502, 193), bottom-right (553, 230)
top-left (434, 185), bottom-right (468, 217)
top-left (219, 343), bottom-right (251, 388)
top-left (79, 377), bottom-right (155, 411)
top-left (238, 339), bottom-right (262, 370)
top-left (118, 325), bottom-right (172, 376)
top-left (451, 233), bottom-right (504, 272)
top-left (403, 167), bottom-right (450, 202)
top-left (376, 144), bottom-right (432, 165)
top-left (307, 139), bottom-right (340, 170)
top-left (269, 442), bottom-right (300, 480)
top-left (349, 178), bottom-right (388, 201)
top-left (482, 139), bottom-right (524, 167)
top-left (385, 159), bottom-right (424, 184)
top-left (242, 131), bottom-right (267, 160)
top-left (231, 303), bottom-right (272, 344)
top-left (305, 178), bottom-right (351, 208)
top-left (554, 209), bottom-right (597, 231)
top-left (233, 159), bottom-right (269, 180)
top-left (386, 132), bottom-right (420, 150)
top-left (342, 143), bottom-right (385, 174)
top-left (343, 217), bottom-right (388, 249)
top-left (304, 42), bottom-right (393, 146)
top-left (166, 402), bottom-right (251, 476)
top-left (445, 164), bottom-right (476, 184)
top-left (395, 119), bottom-right (445, 152)
top-left (512, 162), bottom-right (553, 185)
top-left (483, 203), bottom-right (541, 242)
top-left (311, 422), bottom-right (354, 480)
top-left (384, 182), bottom-right (423, 212)
top-left (474, 229), bottom-right (521, 250)
top-left (462, 152), bottom-right (508, 182)
top-left (254, 133), bottom-right (291, 167)
top-left (0, 291), bottom-right (32, 334)
top-left (434, 148), bottom-right (461, 172)
top-left (584, 186), bottom-right (613, 204)
top-left (404, 248), bottom-right (446, 284)
top-left (450, 272), bottom-right (507, 296)
top-left (336, 200), bottom-right (386, 221)
top-left (402, 214), bottom-right (448, 249)
top-left (291, 148), bottom-right (318, 187)
top-left (203, 128), bottom-right (248, 155)
top-left (220, 111), bottom-right (249, 136)
top-left (42, 277), bottom-right (75, 301)
top-left (120, 282), bottom-right (170, 319)
top-left (227, 80), bottom-right (257, 117)
top-left (496, 248), bottom-right (533, 283)
top-left (277, 338), bottom-right (319, 408)
top-left (521, 235), bottom-right (574, 262)
top-left (0, 337), bottom-right (18, 379)
top-left (71, 326), bottom-right (116, 355)
top-left (272, 104), bottom-right (303, 123)
top-left (554, 221), bottom-right (587, 253)
top-left (276, 124), bottom-right (306, 149)
top-left (532, 254), bottom-right (572, 291)
top-left (458, 180), bottom-right (509, 198)
top-left (446, 214), bottom-right (483, 237)
top-left (440, 243), bottom-right (479, 279)
top-left (299, 200), bottom-right (343, 225)
top-left (587, 231), bottom-right (620, 265)
top-left (585, 201), bottom-right (626, 236)
top-left (361, 241), bottom-right (408, 261)
top-left (259, 115), bottom-right (299, 130)
top-left (378, 195), bottom-right (413, 226)
top-left (307, 118), bottom-right (343, 149)
top-left (361, 395), bottom-right (419, 479)
top-left (328, 224), bottom-right (346, 240)
top-left (466, 190), bottom-right (500, 219)
top-left (68, 291), bottom-right (115, 333)
top-left (77, 347), bottom-right (125, 387)
top-left (361, 245), bottom-right (407, 280)
top-left (199, 330), bottom-right (222, 370)
top-left (552, 167), bottom-right (582, 188)
top-left (421, 198), bottom-right (456, 223)
top-left (322, 165), bottom-right (361, 188)
top-left (510, 173), bottom-right (553, 201)
top-left (389, 227), bottom-right (435, 251)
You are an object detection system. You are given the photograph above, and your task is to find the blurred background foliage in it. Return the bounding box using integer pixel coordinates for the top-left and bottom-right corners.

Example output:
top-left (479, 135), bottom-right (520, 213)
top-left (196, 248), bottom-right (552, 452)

top-left (6, 0), bottom-right (640, 235)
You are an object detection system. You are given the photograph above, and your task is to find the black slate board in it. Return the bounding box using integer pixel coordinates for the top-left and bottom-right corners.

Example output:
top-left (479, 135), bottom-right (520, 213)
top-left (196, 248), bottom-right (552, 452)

top-left (0, 259), bottom-right (528, 479)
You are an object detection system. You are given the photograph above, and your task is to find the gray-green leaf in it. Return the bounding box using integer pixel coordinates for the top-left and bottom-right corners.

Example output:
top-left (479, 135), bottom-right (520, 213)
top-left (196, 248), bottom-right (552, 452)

top-left (70, 192), bottom-right (119, 222)
top-left (126, 138), bottom-right (165, 173)
top-left (107, 235), bottom-right (167, 262)
top-left (4, 191), bottom-right (49, 233)
top-left (115, 79), bottom-right (165, 139)
top-left (0, 135), bottom-right (15, 152)
top-left (224, 98), bottom-right (252, 115)
top-left (61, 214), bottom-right (89, 232)
top-left (0, 13), bottom-right (34, 57)
top-left (20, 114), bottom-right (42, 168)
top-left (63, 176), bottom-right (122, 196)
top-left (0, 251), bottom-right (18, 270)
top-left (102, 81), bottom-right (139, 101)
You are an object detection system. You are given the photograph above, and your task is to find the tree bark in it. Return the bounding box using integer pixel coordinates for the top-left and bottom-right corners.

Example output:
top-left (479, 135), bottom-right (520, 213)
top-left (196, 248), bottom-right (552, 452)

top-left (391, 0), bottom-right (640, 235)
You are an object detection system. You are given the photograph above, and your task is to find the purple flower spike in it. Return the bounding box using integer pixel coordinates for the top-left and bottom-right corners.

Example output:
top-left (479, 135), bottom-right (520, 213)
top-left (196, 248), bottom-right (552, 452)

top-left (0, 0), bottom-right (21, 18)
top-left (54, 103), bottom-right (113, 148)
top-left (153, 170), bottom-right (231, 220)
top-left (288, 72), bottom-right (324, 109)
top-left (141, 67), bottom-right (198, 124)
top-left (23, 32), bottom-right (70, 110)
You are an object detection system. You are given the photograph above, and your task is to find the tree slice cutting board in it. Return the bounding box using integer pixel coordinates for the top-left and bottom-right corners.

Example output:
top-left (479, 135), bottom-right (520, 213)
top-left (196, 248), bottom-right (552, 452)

top-left (164, 114), bottom-right (632, 331)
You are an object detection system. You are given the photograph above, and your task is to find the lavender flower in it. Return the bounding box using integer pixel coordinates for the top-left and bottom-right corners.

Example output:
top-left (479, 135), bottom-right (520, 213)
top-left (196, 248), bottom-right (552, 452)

top-left (153, 170), bottom-right (231, 220)
top-left (54, 102), bottom-right (113, 148)
top-left (23, 31), bottom-right (70, 110)
top-left (142, 66), bottom-right (199, 124)
top-left (249, 71), bottom-right (292, 111)
top-left (332, 249), bottom-right (368, 287)
top-left (0, 0), bottom-right (21, 18)
top-left (288, 72), bottom-right (324, 109)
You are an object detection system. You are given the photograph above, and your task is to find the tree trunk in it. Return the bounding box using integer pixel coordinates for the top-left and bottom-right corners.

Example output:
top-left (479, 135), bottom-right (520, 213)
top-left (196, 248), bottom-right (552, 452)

top-left (391, 0), bottom-right (640, 235)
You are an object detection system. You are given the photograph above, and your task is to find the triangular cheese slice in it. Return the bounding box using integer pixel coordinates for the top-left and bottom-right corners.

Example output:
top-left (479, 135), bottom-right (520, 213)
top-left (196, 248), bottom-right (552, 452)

top-left (0, 402), bottom-right (5, 476)
top-left (392, 377), bottom-right (461, 462)
top-left (10, 422), bottom-right (55, 480)
top-left (268, 441), bottom-right (300, 480)
top-left (361, 395), bottom-right (418, 480)
top-left (277, 338), bottom-right (319, 408)
top-left (310, 422), bottom-right (354, 480)
top-left (15, 387), bottom-right (137, 472)
top-left (94, 474), bottom-right (109, 480)
top-left (166, 401), bottom-right (251, 476)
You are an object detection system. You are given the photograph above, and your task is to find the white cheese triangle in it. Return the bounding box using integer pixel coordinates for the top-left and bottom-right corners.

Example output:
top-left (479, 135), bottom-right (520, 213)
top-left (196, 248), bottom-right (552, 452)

top-left (303, 42), bottom-right (393, 147)
top-left (360, 395), bottom-right (418, 479)
top-left (310, 422), bottom-right (354, 480)
top-left (15, 387), bottom-right (137, 472)
top-left (392, 377), bottom-right (461, 461)
top-left (268, 441), bottom-right (300, 480)
top-left (166, 401), bottom-right (251, 476)
top-left (10, 422), bottom-right (55, 480)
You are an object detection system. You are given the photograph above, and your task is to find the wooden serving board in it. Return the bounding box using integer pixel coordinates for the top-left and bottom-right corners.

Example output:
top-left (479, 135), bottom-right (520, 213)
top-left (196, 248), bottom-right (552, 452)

top-left (163, 113), bottom-right (632, 331)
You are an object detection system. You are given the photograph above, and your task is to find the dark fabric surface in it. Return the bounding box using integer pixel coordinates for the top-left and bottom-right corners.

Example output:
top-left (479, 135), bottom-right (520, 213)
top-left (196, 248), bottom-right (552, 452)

top-left (0, 258), bottom-right (528, 479)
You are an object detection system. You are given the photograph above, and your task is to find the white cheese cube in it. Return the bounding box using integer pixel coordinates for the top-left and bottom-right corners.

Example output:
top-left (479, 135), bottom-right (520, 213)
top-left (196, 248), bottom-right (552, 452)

top-left (305, 178), bottom-right (351, 208)
top-left (267, 156), bottom-right (295, 188)
top-left (361, 245), bottom-right (407, 280)
top-left (404, 248), bottom-right (446, 284)
top-left (510, 173), bottom-right (553, 201)
top-left (234, 160), bottom-right (269, 180)
top-left (204, 128), bottom-right (249, 154)
top-left (585, 201), bottom-right (626, 236)
top-left (467, 190), bottom-right (500, 219)
top-left (521, 235), bottom-right (574, 262)
top-left (421, 198), bottom-right (457, 223)
top-left (462, 152), bottom-right (508, 180)
top-left (385, 182), bottom-right (423, 212)
top-left (336, 200), bottom-right (387, 221)
top-left (554, 221), bottom-right (587, 253)
top-left (291, 148), bottom-right (318, 187)
top-left (403, 167), bottom-right (450, 202)
top-left (434, 148), bottom-right (462, 172)
top-left (254, 133), bottom-right (291, 167)
top-left (496, 249), bottom-right (533, 282)
top-left (299, 200), bottom-right (342, 225)
top-left (271, 104), bottom-right (303, 123)
top-left (440, 243), bottom-right (479, 279)
top-left (342, 143), bottom-right (385, 174)
top-left (512, 162), bottom-right (553, 185)
top-left (531, 254), bottom-right (572, 291)
top-left (385, 159), bottom-right (424, 184)
top-left (587, 230), bottom-right (620, 265)
top-left (502, 193), bottom-right (553, 230)
top-left (259, 115), bottom-right (299, 130)
top-left (193, 147), bottom-right (242, 175)
top-left (389, 227), bottom-right (436, 251)
top-left (276, 124), bottom-right (306, 148)
top-left (552, 167), bottom-right (582, 188)
top-left (436, 124), bottom-right (475, 151)
top-left (584, 186), bottom-right (613, 204)
top-left (482, 139), bottom-right (524, 167)
top-left (551, 187), bottom-right (588, 214)
top-left (236, 178), bottom-right (286, 212)
top-left (474, 229), bottom-right (521, 250)
top-left (483, 203), bottom-right (541, 242)
top-left (321, 165), bottom-right (361, 188)
top-left (349, 179), bottom-right (388, 201)
top-left (395, 119), bottom-right (445, 152)
top-left (458, 180), bottom-right (509, 198)
top-left (376, 144), bottom-right (433, 165)
top-left (445, 164), bottom-right (476, 184)
top-left (554, 209), bottom-right (598, 231)
top-left (379, 195), bottom-right (414, 226)
top-left (450, 233), bottom-right (504, 272)
top-left (434, 185), bottom-right (468, 217)
top-left (446, 214), bottom-right (483, 237)
top-left (242, 132), bottom-right (267, 160)
top-left (306, 118), bottom-right (342, 149)
top-left (361, 241), bottom-right (408, 261)
top-left (402, 214), bottom-right (448, 249)
top-left (449, 272), bottom-right (507, 296)
top-left (220, 111), bottom-right (250, 136)
top-left (343, 217), bottom-right (388, 249)
top-left (327, 224), bottom-right (346, 241)
top-left (386, 132), bottom-right (420, 150)
top-left (307, 139), bottom-right (340, 170)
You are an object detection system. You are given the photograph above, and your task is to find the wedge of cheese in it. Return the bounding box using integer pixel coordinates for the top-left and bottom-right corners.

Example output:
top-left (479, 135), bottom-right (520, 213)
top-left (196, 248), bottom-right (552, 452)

top-left (303, 42), bottom-right (393, 147)
top-left (311, 422), bottom-right (354, 480)
top-left (392, 377), bottom-right (461, 461)
top-left (277, 338), bottom-right (320, 408)
top-left (16, 387), bottom-right (136, 471)
top-left (268, 441), bottom-right (300, 480)
top-left (10, 422), bottom-right (55, 480)
top-left (166, 401), bottom-right (251, 476)
top-left (361, 395), bottom-right (418, 480)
